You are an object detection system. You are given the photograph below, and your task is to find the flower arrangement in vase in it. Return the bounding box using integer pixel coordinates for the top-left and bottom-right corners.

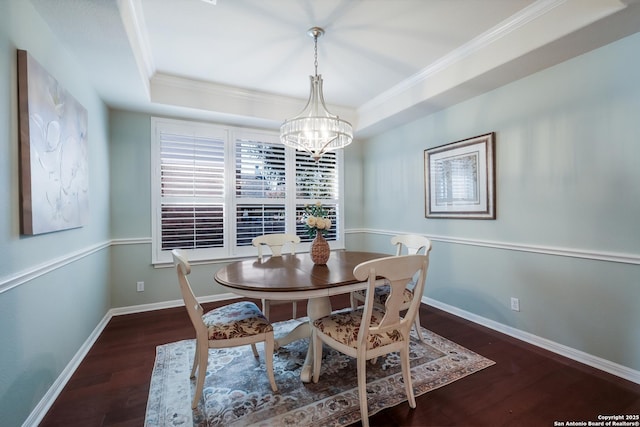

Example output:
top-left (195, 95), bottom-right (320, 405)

top-left (302, 202), bottom-right (331, 264)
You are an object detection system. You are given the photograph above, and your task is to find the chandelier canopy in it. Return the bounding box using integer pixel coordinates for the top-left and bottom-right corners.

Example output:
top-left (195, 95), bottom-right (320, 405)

top-left (280, 27), bottom-right (353, 161)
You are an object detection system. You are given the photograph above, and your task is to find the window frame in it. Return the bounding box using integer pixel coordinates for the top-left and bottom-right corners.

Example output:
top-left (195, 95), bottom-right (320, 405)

top-left (151, 117), bottom-right (345, 265)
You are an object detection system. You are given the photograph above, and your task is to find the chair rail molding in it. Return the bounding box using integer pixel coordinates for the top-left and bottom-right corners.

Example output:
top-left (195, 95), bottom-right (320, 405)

top-left (111, 237), bottom-right (153, 245)
top-left (0, 240), bottom-right (111, 295)
top-left (3, 232), bottom-right (637, 296)
top-left (346, 228), bottom-right (640, 266)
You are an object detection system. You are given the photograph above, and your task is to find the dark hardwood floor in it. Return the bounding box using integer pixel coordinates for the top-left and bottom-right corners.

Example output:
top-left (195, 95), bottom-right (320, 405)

top-left (40, 295), bottom-right (640, 426)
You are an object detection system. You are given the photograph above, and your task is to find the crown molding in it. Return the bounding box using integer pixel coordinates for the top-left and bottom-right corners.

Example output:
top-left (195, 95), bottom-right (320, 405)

top-left (357, 0), bottom-right (629, 133)
top-left (149, 73), bottom-right (357, 127)
top-left (360, 0), bottom-right (567, 114)
top-left (117, 0), bottom-right (155, 96)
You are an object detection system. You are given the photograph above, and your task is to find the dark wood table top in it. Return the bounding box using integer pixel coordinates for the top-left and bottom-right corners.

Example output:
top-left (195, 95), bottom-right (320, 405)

top-left (214, 251), bottom-right (388, 293)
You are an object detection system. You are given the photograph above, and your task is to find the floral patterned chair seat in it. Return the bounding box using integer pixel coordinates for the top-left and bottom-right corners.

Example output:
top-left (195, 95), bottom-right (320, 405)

top-left (312, 308), bottom-right (403, 350)
top-left (203, 301), bottom-right (273, 340)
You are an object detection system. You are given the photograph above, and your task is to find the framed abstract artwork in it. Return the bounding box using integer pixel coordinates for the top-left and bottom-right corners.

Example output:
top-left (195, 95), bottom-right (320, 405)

top-left (424, 132), bottom-right (495, 219)
top-left (17, 49), bottom-right (89, 235)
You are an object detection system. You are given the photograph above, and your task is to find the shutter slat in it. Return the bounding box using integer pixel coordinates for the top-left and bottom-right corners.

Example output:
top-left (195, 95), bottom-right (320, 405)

top-left (236, 204), bottom-right (286, 246)
top-left (235, 139), bottom-right (286, 200)
top-left (159, 126), bottom-right (225, 250)
top-left (295, 151), bottom-right (339, 199)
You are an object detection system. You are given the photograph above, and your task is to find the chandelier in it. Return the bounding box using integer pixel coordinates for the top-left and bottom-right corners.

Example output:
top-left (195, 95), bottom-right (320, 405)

top-left (280, 27), bottom-right (353, 161)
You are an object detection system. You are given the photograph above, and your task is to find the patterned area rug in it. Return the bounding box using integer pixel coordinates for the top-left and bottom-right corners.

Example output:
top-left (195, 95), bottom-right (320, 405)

top-left (144, 318), bottom-right (495, 427)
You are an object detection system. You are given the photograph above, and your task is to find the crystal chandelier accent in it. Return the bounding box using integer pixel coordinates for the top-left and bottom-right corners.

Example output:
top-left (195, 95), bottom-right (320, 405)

top-left (280, 27), bottom-right (353, 161)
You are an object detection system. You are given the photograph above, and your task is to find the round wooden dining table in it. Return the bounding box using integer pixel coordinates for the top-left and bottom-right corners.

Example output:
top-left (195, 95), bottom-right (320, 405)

top-left (214, 250), bottom-right (388, 382)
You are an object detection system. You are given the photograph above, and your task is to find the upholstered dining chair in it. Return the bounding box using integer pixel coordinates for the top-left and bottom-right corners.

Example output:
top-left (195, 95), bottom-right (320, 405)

top-left (350, 234), bottom-right (432, 342)
top-left (171, 249), bottom-right (277, 409)
top-left (252, 233), bottom-right (301, 319)
top-left (311, 254), bottom-right (430, 427)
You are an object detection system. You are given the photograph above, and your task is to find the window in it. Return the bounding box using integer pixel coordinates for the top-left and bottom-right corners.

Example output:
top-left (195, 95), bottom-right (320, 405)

top-left (294, 151), bottom-right (339, 243)
top-left (235, 134), bottom-right (287, 247)
top-left (151, 118), bottom-right (344, 264)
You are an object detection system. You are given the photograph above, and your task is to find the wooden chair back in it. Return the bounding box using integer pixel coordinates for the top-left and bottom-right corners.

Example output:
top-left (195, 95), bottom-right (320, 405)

top-left (171, 249), bottom-right (205, 338)
top-left (391, 234), bottom-right (432, 256)
top-left (252, 233), bottom-right (301, 260)
top-left (353, 254), bottom-right (429, 345)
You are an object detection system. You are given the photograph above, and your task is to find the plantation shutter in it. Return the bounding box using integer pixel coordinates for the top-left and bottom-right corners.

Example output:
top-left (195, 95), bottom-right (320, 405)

top-left (152, 117), bottom-right (345, 264)
top-left (295, 151), bottom-right (339, 242)
top-left (235, 136), bottom-right (287, 246)
top-left (159, 128), bottom-right (226, 250)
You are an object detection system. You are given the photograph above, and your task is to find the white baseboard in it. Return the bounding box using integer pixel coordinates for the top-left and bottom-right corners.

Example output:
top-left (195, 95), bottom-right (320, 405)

top-left (424, 296), bottom-right (640, 385)
top-left (25, 293), bottom-right (638, 426)
top-left (23, 312), bottom-right (112, 427)
top-left (23, 293), bottom-right (241, 426)
top-left (109, 292), bottom-right (241, 316)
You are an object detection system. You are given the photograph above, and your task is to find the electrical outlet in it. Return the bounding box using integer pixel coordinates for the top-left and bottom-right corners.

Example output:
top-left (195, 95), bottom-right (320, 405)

top-left (137, 281), bottom-right (144, 292)
top-left (510, 297), bottom-right (520, 312)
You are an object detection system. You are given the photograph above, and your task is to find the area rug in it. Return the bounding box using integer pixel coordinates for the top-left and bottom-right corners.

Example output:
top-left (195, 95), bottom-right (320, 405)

top-left (144, 318), bottom-right (495, 427)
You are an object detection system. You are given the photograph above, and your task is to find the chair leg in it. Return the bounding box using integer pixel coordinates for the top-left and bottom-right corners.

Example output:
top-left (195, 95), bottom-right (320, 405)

top-left (349, 292), bottom-right (359, 310)
top-left (262, 299), bottom-right (270, 320)
top-left (192, 341), bottom-right (208, 409)
top-left (357, 353), bottom-right (369, 427)
top-left (400, 345), bottom-right (416, 408)
top-left (413, 312), bottom-right (426, 342)
top-left (291, 301), bottom-right (297, 319)
top-left (264, 334), bottom-right (278, 392)
top-left (190, 340), bottom-right (199, 378)
top-left (250, 343), bottom-right (259, 358)
top-left (312, 332), bottom-right (323, 383)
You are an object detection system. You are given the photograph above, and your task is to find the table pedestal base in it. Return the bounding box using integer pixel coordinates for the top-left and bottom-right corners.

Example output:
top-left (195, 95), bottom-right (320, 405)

top-left (273, 295), bottom-right (332, 383)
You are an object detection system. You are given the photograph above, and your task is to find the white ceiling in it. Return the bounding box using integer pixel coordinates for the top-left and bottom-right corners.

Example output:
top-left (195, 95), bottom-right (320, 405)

top-left (29, 0), bottom-right (640, 137)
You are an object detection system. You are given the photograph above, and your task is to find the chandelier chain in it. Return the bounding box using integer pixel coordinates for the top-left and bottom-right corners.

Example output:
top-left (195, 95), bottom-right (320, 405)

top-left (313, 32), bottom-right (319, 77)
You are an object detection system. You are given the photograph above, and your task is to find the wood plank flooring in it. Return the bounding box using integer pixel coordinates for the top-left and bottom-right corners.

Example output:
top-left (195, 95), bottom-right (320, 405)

top-left (40, 295), bottom-right (640, 426)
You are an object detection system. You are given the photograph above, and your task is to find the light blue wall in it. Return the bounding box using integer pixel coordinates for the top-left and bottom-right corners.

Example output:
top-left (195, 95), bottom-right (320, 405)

top-left (109, 111), bottom-right (151, 239)
top-left (2, 1), bottom-right (638, 423)
top-left (107, 109), bottom-right (370, 308)
top-left (109, 111), bottom-right (234, 307)
top-left (349, 32), bottom-right (640, 371)
top-left (0, 1), bottom-right (111, 425)
top-left (108, 33), bottom-right (640, 376)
